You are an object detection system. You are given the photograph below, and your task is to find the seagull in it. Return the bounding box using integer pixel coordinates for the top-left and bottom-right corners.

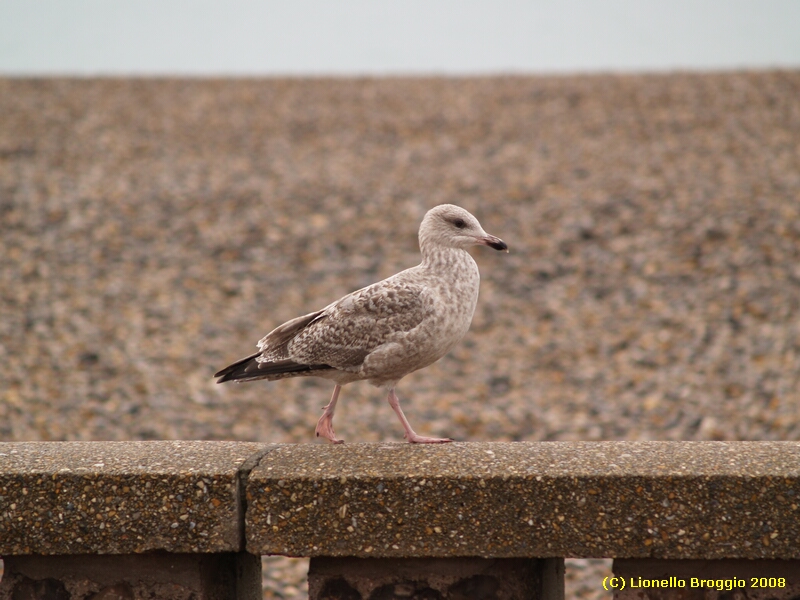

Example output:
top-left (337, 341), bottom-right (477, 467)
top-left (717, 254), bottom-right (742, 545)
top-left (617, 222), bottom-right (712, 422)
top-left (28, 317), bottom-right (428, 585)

top-left (214, 204), bottom-right (508, 443)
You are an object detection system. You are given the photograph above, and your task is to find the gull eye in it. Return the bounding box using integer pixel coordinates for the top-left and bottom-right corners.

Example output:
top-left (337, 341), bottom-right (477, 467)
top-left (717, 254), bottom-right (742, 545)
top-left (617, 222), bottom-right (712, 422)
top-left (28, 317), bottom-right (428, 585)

top-left (452, 218), bottom-right (466, 229)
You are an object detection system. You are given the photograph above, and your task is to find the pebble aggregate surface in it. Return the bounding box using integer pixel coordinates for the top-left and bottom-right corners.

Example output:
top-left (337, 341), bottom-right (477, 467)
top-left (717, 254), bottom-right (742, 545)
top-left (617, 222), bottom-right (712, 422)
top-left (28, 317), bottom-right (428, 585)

top-left (247, 441), bottom-right (800, 559)
top-left (0, 441), bottom-right (267, 555)
top-left (2, 73), bottom-right (799, 598)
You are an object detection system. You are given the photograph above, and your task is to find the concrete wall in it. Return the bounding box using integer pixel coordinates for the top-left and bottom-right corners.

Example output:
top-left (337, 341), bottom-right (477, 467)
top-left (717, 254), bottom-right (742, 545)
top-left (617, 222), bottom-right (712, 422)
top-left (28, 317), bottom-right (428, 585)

top-left (2, 442), bottom-right (799, 598)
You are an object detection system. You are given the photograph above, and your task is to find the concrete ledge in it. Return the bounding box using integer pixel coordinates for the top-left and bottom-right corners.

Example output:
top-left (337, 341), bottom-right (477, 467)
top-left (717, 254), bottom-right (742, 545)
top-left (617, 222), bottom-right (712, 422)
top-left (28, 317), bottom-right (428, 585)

top-left (245, 441), bottom-right (800, 559)
top-left (0, 441), bottom-right (274, 555)
top-left (2, 441), bottom-right (798, 561)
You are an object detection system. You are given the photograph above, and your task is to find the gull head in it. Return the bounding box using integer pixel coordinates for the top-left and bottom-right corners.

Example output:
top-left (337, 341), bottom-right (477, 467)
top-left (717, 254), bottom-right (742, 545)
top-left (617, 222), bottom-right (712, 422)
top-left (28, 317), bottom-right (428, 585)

top-left (419, 204), bottom-right (508, 253)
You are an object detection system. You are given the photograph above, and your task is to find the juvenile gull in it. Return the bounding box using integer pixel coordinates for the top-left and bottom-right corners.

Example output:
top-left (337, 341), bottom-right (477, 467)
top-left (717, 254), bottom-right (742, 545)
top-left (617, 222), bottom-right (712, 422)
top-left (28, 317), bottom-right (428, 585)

top-left (214, 204), bottom-right (508, 443)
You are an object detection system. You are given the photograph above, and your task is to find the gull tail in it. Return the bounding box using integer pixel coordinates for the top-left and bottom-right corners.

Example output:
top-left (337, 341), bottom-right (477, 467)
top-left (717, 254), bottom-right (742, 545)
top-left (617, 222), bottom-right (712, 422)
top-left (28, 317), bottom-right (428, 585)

top-left (214, 352), bottom-right (331, 383)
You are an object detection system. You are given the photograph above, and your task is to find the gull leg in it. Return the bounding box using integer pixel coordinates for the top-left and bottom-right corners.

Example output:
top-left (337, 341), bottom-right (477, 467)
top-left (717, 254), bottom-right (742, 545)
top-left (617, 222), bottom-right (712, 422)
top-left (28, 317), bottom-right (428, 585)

top-left (387, 388), bottom-right (453, 444)
top-left (315, 384), bottom-right (344, 444)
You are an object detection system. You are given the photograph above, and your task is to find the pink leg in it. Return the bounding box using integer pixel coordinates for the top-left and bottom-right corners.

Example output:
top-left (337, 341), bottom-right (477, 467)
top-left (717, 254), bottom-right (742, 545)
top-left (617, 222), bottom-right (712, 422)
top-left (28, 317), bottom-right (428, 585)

top-left (387, 388), bottom-right (453, 444)
top-left (315, 384), bottom-right (344, 444)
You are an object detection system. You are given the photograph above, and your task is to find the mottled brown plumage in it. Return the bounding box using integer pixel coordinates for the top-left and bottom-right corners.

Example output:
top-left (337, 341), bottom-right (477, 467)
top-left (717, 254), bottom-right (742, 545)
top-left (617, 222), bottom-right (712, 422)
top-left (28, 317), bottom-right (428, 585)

top-left (215, 204), bottom-right (507, 443)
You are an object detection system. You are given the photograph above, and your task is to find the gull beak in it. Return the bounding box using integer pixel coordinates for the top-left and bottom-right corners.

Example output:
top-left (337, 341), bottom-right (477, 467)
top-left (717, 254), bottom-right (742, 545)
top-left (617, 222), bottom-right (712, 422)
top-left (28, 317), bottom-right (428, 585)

top-left (478, 234), bottom-right (509, 252)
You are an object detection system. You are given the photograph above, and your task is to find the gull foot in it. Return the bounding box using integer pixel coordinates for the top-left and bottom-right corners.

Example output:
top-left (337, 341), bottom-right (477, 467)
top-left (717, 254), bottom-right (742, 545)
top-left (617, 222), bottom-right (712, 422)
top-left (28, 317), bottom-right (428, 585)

top-left (315, 416), bottom-right (344, 444)
top-left (405, 433), bottom-right (454, 444)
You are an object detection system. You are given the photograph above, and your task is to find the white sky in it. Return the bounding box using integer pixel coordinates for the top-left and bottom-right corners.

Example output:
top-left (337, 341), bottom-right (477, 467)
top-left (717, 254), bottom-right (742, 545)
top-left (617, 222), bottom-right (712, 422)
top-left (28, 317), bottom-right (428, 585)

top-left (1, 0), bottom-right (799, 75)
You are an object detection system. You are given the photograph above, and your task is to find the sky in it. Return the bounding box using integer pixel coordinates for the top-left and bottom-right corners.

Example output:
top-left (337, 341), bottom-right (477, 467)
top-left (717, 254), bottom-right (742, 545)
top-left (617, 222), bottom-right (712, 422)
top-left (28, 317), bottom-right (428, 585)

top-left (1, 0), bottom-right (799, 75)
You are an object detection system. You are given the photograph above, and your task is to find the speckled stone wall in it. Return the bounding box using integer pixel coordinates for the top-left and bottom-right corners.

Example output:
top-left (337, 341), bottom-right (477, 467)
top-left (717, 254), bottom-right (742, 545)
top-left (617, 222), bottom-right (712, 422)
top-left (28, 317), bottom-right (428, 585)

top-left (245, 442), bottom-right (800, 560)
top-left (0, 441), bottom-right (272, 555)
top-left (1, 441), bottom-right (799, 597)
top-left (2, 441), bottom-right (798, 560)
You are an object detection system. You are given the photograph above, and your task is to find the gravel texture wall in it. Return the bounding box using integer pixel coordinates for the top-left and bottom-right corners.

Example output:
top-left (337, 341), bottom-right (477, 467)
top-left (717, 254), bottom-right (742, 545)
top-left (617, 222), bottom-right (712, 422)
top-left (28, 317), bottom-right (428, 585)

top-left (2, 73), bottom-right (799, 446)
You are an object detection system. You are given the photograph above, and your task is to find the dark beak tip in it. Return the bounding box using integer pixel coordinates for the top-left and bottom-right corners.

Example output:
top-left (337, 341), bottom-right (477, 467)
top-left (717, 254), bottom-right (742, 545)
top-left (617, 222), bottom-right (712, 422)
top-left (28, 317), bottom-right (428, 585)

top-left (489, 240), bottom-right (509, 252)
